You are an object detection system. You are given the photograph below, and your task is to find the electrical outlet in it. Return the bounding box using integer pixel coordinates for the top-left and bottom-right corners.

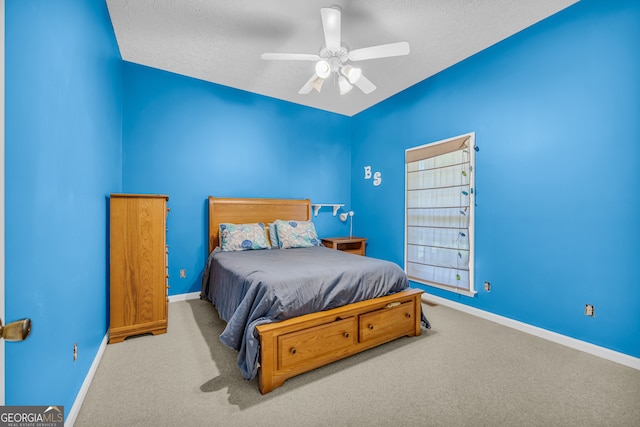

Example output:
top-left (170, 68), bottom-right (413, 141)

top-left (484, 281), bottom-right (491, 292)
top-left (73, 343), bottom-right (78, 362)
top-left (179, 269), bottom-right (186, 278)
top-left (584, 304), bottom-right (595, 317)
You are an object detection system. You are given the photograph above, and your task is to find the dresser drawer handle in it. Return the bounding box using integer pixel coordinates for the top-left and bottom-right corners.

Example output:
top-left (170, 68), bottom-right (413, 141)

top-left (344, 332), bottom-right (350, 338)
top-left (290, 348), bottom-right (297, 355)
top-left (405, 313), bottom-right (411, 318)
top-left (368, 324), bottom-right (374, 331)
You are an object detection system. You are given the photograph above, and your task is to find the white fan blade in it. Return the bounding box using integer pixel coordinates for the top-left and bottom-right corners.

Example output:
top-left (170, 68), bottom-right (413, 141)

top-left (298, 73), bottom-right (319, 95)
top-left (348, 41), bottom-right (410, 62)
top-left (320, 7), bottom-right (341, 51)
top-left (355, 74), bottom-right (376, 94)
top-left (261, 53), bottom-right (320, 61)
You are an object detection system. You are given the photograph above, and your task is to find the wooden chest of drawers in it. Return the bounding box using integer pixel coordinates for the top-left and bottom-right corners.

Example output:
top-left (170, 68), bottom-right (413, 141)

top-left (109, 194), bottom-right (169, 344)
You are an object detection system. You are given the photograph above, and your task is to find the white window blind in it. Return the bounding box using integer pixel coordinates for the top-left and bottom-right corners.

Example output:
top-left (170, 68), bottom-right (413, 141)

top-left (405, 133), bottom-right (476, 296)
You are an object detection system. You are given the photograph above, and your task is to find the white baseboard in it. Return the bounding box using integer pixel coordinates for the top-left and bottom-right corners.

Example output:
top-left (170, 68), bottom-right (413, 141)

top-left (65, 333), bottom-right (108, 427)
top-left (422, 293), bottom-right (640, 371)
top-left (168, 291), bottom-right (200, 303)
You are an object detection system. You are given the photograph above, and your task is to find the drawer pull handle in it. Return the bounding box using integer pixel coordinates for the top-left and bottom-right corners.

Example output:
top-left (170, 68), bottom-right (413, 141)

top-left (368, 324), bottom-right (374, 331)
top-left (405, 313), bottom-right (411, 318)
top-left (290, 348), bottom-right (297, 355)
top-left (344, 332), bottom-right (350, 338)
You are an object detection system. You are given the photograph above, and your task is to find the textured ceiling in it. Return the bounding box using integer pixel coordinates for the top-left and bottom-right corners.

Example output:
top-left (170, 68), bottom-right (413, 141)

top-left (106, 0), bottom-right (579, 117)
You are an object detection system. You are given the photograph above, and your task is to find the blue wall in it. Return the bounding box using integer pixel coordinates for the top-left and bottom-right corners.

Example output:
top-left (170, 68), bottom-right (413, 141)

top-left (4, 0), bottom-right (639, 417)
top-left (5, 0), bottom-right (122, 415)
top-left (351, 0), bottom-right (640, 358)
top-left (121, 63), bottom-right (353, 295)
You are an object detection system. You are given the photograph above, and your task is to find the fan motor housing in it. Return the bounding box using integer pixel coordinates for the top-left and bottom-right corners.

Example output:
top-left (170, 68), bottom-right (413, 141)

top-left (320, 46), bottom-right (349, 63)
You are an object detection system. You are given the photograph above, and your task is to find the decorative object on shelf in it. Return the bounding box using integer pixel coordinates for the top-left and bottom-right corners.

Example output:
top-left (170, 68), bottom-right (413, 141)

top-left (312, 203), bottom-right (344, 216)
top-left (339, 210), bottom-right (354, 237)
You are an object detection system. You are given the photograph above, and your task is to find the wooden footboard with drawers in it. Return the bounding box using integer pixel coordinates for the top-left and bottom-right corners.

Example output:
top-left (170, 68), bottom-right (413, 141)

top-left (256, 288), bottom-right (423, 394)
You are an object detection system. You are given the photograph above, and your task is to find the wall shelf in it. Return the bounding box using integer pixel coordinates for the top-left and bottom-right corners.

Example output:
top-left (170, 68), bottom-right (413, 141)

top-left (312, 203), bottom-right (345, 216)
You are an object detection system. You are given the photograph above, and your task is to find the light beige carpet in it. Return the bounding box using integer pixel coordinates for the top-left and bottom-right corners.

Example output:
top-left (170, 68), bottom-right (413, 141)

top-left (75, 299), bottom-right (640, 426)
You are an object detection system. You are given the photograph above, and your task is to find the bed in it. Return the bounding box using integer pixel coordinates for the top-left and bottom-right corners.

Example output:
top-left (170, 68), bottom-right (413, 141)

top-left (201, 196), bottom-right (428, 393)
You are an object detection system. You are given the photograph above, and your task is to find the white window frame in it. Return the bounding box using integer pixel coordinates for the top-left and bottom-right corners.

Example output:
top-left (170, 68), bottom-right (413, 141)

top-left (404, 132), bottom-right (476, 297)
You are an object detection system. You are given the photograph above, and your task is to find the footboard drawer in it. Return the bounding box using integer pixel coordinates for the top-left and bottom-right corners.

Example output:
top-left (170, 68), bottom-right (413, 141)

top-left (278, 316), bottom-right (357, 370)
top-left (358, 300), bottom-right (416, 345)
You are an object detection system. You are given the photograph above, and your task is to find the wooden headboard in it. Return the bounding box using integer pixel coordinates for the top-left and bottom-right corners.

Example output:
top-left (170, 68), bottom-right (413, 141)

top-left (208, 196), bottom-right (312, 253)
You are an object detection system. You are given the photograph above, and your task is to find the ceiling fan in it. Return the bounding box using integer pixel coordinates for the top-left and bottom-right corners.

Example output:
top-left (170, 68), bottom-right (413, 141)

top-left (261, 6), bottom-right (410, 95)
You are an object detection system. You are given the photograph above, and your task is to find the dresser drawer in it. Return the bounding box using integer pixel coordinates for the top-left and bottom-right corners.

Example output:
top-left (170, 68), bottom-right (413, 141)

top-left (278, 317), bottom-right (356, 370)
top-left (358, 300), bottom-right (416, 345)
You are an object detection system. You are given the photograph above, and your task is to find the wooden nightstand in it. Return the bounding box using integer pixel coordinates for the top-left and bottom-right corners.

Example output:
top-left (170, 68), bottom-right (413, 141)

top-left (321, 237), bottom-right (367, 256)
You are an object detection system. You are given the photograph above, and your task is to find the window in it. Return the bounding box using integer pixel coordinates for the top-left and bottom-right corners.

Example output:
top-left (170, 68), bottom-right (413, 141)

top-left (405, 133), bottom-right (476, 296)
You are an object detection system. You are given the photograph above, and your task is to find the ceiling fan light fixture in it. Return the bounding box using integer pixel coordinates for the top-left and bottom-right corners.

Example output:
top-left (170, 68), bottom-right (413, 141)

top-left (261, 6), bottom-right (409, 98)
top-left (342, 65), bottom-right (362, 84)
top-left (338, 75), bottom-right (353, 95)
top-left (311, 76), bottom-right (325, 93)
top-left (315, 60), bottom-right (331, 79)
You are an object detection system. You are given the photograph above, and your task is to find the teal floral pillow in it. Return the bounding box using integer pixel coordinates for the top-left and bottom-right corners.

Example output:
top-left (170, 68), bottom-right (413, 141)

top-left (275, 220), bottom-right (320, 249)
top-left (220, 223), bottom-right (269, 251)
top-left (268, 222), bottom-right (279, 249)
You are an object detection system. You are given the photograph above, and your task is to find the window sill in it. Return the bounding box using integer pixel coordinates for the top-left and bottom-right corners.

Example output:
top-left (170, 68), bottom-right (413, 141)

top-left (408, 278), bottom-right (477, 298)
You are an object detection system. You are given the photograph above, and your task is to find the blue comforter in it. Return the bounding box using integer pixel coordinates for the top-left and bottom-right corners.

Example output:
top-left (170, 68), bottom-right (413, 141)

top-left (201, 245), bottom-right (426, 380)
